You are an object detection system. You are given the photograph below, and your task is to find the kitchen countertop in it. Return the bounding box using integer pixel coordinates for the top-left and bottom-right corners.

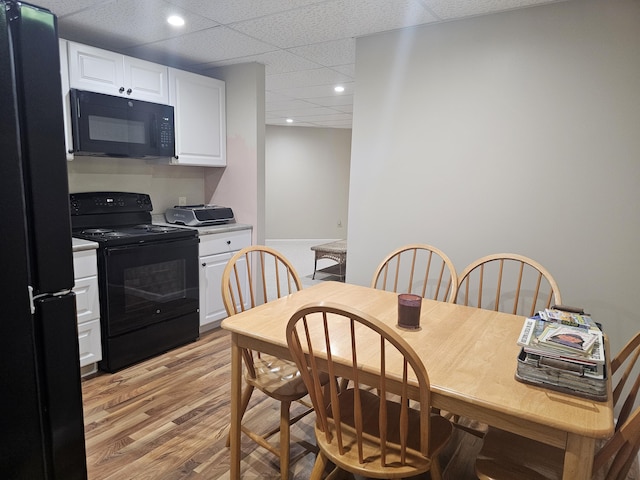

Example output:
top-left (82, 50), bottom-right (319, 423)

top-left (151, 214), bottom-right (252, 236)
top-left (72, 237), bottom-right (99, 252)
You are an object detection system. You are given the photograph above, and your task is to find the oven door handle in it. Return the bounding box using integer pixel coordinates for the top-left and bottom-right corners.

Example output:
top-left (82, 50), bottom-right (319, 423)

top-left (104, 236), bottom-right (199, 254)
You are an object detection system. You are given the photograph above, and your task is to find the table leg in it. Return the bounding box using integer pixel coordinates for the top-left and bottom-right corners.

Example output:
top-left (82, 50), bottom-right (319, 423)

top-left (562, 433), bottom-right (595, 479)
top-left (230, 335), bottom-right (242, 479)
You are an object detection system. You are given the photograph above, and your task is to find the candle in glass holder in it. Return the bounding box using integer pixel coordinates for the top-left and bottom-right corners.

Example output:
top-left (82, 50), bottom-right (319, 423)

top-left (397, 293), bottom-right (422, 329)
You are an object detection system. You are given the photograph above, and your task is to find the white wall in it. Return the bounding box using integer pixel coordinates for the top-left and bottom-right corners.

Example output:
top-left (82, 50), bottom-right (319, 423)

top-left (67, 156), bottom-right (205, 213)
top-left (265, 125), bottom-right (351, 239)
top-left (205, 62), bottom-right (265, 244)
top-left (347, 0), bottom-right (640, 353)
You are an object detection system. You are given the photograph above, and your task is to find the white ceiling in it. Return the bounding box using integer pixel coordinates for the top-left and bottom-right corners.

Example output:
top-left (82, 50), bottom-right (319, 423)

top-left (37, 0), bottom-right (564, 129)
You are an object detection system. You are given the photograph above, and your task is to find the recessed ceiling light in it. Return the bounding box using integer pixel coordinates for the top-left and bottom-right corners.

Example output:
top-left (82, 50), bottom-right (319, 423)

top-left (167, 15), bottom-right (185, 27)
top-left (334, 85), bottom-right (345, 93)
top-left (286, 118), bottom-right (293, 123)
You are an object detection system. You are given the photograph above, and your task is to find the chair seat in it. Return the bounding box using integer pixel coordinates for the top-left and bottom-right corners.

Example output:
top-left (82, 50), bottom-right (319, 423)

top-left (475, 427), bottom-right (565, 480)
top-left (246, 354), bottom-right (317, 400)
top-left (318, 388), bottom-right (453, 478)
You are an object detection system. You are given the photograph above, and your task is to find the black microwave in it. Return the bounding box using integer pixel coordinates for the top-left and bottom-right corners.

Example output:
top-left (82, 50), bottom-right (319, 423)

top-left (69, 89), bottom-right (175, 158)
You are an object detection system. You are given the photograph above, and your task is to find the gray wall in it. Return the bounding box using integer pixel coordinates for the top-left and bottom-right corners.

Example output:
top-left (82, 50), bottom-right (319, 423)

top-left (265, 125), bottom-right (351, 239)
top-left (347, 0), bottom-right (640, 354)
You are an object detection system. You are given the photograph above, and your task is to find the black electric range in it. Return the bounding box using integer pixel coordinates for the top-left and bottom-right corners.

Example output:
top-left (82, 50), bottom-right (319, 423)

top-left (70, 192), bottom-right (199, 372)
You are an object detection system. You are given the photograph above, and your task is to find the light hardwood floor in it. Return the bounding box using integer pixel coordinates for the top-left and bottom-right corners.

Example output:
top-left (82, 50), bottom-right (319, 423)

top-left (82, 326), bottom-right (485, 479)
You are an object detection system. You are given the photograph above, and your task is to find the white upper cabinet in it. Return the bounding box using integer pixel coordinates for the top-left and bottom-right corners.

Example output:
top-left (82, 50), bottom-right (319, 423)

top-left (67, 42), bottom-right (168, 104)
top-left (168, 68), bottom-right (226, 167)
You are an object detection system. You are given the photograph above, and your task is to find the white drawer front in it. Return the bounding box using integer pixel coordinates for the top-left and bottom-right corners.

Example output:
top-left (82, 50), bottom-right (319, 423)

top-left (199, 230), bottom-right (251, 257)
top-left (77, 318), bottom-right (102, 367)
top-left (73, 249), bottom-right (97, 278)
top-left (73, 276), bottom-right (99, 324)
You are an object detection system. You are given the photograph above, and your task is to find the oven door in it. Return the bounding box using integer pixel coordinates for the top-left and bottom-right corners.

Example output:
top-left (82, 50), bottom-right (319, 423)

top-left (102, 236), bottom-right (199, 337)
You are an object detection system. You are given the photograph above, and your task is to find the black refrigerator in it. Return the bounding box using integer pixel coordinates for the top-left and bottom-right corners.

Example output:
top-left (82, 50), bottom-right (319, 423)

top-left (0, 1), bottom-right (88, 478)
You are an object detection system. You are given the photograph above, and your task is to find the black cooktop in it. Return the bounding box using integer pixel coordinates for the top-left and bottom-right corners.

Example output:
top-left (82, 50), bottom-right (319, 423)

top-left (70, 192), bottom-right (197, 246)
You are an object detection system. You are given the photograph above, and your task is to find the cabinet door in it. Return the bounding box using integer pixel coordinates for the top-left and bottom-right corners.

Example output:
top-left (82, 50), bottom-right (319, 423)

top-left (73, 275), bottom-right (99, 325)
top-left (67, 42), bottom-right (124, 96)
top-left (77, 319), bottom-right (102, 367)
top-left (200, 252), bottom-right (247, 330)
top-left (168, 68), bottom-right (226, 166)
top-left (67, 42), bottom-right (168, 103)
top-left (59, 39), bottom-right (73, 161)
top-left (124, 56), bottom-right (169, 104)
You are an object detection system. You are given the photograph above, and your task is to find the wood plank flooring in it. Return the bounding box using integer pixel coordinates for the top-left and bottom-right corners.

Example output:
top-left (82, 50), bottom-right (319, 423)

top-left (86, 327), bottom-right (640, 479)
top-left (82, 328), bottom-right (323, 479)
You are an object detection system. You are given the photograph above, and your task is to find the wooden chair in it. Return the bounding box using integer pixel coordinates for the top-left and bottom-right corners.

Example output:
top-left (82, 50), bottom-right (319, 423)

top-left (455, 253), bottom-right (562, 317)
top-left (611, 330), bottom-right (640, 431)
top-left (221, 245), bottom-right (318, 480)
top-left (371, 243), bottom-right (458, 302)
top-left (286, 302), bottom-right (453, 480)
top-left (471, 330), bottom-right (640, 480)
top-left (475, 404), bottom-right (640, 480)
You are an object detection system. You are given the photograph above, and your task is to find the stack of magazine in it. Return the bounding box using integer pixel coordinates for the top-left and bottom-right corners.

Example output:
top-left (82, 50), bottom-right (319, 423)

top-left (515, 306), bottom-right (607, 400)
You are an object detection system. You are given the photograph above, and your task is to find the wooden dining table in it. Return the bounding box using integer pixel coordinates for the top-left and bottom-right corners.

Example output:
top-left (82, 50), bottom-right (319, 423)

top-left (221, 281), bottom-right (613, 479)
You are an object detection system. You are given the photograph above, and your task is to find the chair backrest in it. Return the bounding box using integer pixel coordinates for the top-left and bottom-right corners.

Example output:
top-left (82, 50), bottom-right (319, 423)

top-left (221, 245), bottom-right (302, 316)
top-left (370, 244), bottom-right (458, 303)
top-left (611, 331), bottom-right (640, 430)
top-left (286, 302), bottom-right (435, 473)
top-left (593, 404), bottom-right (640, 480)
top-left (222, 245), bottom-right (302, 378)
top-left (455, 253), bottom-right (562, 317)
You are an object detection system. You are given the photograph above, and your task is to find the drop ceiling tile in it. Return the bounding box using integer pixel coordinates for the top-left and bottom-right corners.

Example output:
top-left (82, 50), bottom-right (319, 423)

top-left (124, 26), bottom-right (276, 66)
top-left (332, 64), bottom-right (356, 77)
top-left (281, 106), bottom-right (344, 117)
top-left (199, 50), bottom-right (322, 75)
top-left (232, 0), bottom-right (438, 49)
top-left (309, 95), bottom-right (355, 108)
top-left (165, 0), bottom-right (328, 24)
top-left (423, 0), bottom-right (565, 19)
top-left (287, 38), bottom-right (356, 67)
top-left (332, 104), bottom-right (354, 114)
top-left (57, 0), bottom-right (218, 50)
top-left (274, 83), bottom-right (355, 98)
top-left (266, 68), bottom-right (352, 90)
top-left (311, 119), bottom-right (353, 128)
top-left (266, 99), bottom-right (319, 112)
top-left (34, 0), bottom-right (107, 17)
top-left (292, 112), bottom-right (353, 122)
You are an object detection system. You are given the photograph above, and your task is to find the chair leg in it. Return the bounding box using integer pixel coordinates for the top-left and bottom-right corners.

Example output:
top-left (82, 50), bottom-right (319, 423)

top-left (310, 452), bottom-right (328, 480)
top-left (430, 455), bottom-right (443, 480)
top-left (338, 377), bottom-right (349, 392)
top-left (280, 400), bottom-right (291, 480)
top-left (226, 384), bottom-right (255, 447)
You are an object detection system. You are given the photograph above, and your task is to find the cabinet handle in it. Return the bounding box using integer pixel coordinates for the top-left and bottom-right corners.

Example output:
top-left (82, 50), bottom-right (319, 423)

top-left (226, 240), bottom-right (231, 245)
top-left (119, 87), bottom-right (125, 93)
top-left (126, 88), bottom-right (132, 95)
top-left (201, 262), bottom-right (206, 267)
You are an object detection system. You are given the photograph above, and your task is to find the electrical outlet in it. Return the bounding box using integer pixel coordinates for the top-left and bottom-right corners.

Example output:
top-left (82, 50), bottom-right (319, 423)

top-left (178, 196), bottom-right (187, 206)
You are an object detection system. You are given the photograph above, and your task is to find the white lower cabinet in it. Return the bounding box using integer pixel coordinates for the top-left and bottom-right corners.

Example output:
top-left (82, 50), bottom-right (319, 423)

top-left (199, 229), bottom-right (251, 331)
top-left (72, 249), bottom-right (102, 374)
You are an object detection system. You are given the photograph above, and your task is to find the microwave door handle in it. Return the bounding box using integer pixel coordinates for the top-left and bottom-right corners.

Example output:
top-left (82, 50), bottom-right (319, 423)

top-left (150, 116), bottom-right (157, 148)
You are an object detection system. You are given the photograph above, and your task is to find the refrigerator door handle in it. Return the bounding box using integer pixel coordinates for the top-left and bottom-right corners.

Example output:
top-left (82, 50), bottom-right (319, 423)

top-left (28, 285), bottom-right (35, 314)
top-left (29, 286), bottom-right (73, 314)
